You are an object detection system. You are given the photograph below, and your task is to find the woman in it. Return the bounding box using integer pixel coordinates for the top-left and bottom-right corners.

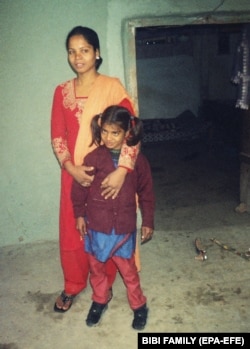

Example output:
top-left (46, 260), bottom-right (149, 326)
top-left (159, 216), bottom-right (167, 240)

top-left (51, 26), bottom-right (139, 312)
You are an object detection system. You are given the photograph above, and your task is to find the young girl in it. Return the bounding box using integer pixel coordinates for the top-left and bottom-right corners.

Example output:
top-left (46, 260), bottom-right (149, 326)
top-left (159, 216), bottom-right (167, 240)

top-left (71, 105), bottom-right (155, 330)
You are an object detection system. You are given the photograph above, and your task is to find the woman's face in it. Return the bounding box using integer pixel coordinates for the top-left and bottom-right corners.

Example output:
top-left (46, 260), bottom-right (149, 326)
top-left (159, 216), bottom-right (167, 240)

top-left (67, 35), bottom-right (99, 75)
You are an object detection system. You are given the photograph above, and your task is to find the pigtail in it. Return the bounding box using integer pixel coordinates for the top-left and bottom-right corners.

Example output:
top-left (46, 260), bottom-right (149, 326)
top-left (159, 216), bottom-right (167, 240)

top-left (89, 113), bottom-right (102, 146)
top-left (126, 116), bottom-right (144, 146)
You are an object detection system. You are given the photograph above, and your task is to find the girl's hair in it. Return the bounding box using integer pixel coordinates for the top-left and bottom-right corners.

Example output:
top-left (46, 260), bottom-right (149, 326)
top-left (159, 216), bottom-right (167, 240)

top-left (90, 105), bottom-right (143, 147)
top-left (65, 26), bottom-right (103, 70)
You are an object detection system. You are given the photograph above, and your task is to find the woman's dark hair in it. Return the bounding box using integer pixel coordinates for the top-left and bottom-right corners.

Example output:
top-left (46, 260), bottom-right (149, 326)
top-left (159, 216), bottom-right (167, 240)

top-left (65, 26), bottom-right (103, 69)
top-left (90, 105), bottom-right (143, 147)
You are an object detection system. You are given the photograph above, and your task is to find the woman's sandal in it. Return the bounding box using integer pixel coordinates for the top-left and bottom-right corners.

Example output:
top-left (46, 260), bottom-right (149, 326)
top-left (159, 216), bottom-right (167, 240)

top-left (54, 291), bottom-right (76, 313)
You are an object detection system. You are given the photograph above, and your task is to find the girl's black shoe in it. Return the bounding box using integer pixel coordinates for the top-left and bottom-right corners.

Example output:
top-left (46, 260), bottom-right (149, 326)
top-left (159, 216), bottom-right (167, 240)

top-left (132, 304), bottom-right (148, 330)
top-left (86, 301), bottom-right (108, 327)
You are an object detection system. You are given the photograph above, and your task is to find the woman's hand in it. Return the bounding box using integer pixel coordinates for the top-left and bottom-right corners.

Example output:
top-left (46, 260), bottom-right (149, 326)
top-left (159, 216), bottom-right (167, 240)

top-left (76, 217), bottom-right (86, 240)
top-left (64, 161), bottom-right (94, 186)
top-left (101, 167), bottom-right (127, 199)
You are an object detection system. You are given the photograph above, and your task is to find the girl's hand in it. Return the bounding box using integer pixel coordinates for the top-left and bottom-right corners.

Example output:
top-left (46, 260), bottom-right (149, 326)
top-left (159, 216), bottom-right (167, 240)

top-left (101, 167), bottom-right (127, 199)
top-left (141, 226), bottom-right (153, 245)
top-left (76, 217), bottom-right (87, 239)
top-left (64, 161), bottom-right (94, 186)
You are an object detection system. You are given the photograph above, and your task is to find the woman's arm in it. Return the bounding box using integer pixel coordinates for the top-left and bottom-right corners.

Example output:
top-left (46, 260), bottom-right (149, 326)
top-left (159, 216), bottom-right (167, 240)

top-left (51, 86), bottom-right (94, 186)
top-left (51, 86), bottom-right (72, 168)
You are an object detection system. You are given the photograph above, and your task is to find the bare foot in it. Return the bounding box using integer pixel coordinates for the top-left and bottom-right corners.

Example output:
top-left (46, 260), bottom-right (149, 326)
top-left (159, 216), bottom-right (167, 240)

top-left (235, 202), bottom-right (247, 214)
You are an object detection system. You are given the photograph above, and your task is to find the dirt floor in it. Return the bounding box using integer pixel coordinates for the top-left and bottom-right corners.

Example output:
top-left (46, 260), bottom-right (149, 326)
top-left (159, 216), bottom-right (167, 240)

top-left (1, 140), bottom-right (250, 349)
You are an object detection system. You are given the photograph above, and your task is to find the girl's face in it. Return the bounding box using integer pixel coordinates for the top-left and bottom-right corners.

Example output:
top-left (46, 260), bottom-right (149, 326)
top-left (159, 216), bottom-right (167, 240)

top-left (101, 123), bottom-right (128, 150)
top-left (67, 35), bottom-right (99, 75)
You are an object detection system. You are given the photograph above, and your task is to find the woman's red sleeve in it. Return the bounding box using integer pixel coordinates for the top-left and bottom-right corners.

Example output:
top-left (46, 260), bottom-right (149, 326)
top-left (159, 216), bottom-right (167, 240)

top-left (118, 98), bottom-right (139, 172)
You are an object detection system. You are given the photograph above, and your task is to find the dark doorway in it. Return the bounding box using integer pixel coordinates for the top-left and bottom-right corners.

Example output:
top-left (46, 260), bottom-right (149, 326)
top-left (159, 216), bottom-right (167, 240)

top-left (123, 16), bottom-right (250, 228)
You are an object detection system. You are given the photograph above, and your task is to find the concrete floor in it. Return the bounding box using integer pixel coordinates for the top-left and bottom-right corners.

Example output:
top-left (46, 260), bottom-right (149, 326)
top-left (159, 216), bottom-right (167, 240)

top-left (1, 142), bottom-right (250, 349)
